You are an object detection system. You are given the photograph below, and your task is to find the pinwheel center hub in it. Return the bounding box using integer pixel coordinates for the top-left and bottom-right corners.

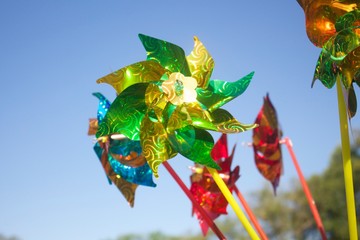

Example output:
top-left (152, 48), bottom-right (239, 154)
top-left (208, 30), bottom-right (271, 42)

top-left (174, 79), bottom-right (184, 96)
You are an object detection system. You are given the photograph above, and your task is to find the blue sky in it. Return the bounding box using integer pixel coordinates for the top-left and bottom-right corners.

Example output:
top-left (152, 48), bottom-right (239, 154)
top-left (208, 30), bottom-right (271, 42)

top-left (1, 1), bottom-right (359, 240)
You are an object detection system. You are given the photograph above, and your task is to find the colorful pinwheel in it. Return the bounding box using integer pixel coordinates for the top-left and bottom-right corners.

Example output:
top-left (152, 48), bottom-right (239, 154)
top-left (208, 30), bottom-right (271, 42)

top-left (297, 0), bottom-right (360, 116)
top-left (313, 9), bottom-right (360, 117)
top-left (297, 1), bottom-right (359, 238)
top-left (95, 34), bottom-right (257, 178)
top-left (190, 134), bottom-right (239, 236)
top-left (89, 92), bottom-right (156, 207)
top-left (252, 94), bottom-right (283, 193)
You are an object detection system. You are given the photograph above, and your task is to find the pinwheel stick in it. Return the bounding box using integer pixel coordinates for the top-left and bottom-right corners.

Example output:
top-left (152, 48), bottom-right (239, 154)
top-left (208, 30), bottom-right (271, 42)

top-left (206, 167), bottom-right (260, 240)
top-left (162, 162), bottom-right (226, 240)
top-left (281, 137), bottom-right (327, 240)
top-left (336, 78), bottom-right (358, 240)
top-left (233, 185), bottom-right (268, 240)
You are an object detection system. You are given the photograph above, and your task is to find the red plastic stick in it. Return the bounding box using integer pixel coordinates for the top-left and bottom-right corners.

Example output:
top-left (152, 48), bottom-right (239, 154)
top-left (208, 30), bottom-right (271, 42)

top-left (281, 137), bottom-right (327, 240)
top-left (234, 185), bottom-right (268, 240)
top-left (162, 161), bottom-right (226, 240)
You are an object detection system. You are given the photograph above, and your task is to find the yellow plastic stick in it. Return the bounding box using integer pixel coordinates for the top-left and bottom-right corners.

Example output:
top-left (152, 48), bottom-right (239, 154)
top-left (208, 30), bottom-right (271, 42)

top-left (206, 167), bottom-right (260, 240)
top-left (336, 78), bottom-right (358, 240)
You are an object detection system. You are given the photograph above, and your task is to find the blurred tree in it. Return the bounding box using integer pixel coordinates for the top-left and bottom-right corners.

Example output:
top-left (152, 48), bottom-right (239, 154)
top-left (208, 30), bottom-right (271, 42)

top-left (205, 215), bottom-right (249, 240)
top-left (114, 233), bottom-right (143, 240)
top-left (112, 215), bottom-right (250, 240)
top-left (251, 132), bottom-right (360, 239)
top-left (0, 234), bottom-right (20, 240)
top-left (114, 231), bottom-right (205, 240)
top-left (251, 187), bottom-right (293, 239)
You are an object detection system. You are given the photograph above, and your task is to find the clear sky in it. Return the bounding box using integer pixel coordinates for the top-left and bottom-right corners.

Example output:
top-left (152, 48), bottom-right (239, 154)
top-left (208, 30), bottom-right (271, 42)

top-left (1, 1), bottom-right (359, 240)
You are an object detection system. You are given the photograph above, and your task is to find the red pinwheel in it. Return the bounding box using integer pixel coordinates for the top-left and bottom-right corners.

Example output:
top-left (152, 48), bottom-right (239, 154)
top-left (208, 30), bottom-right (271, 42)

top-left (190, 134), bottom-right (239, 236)
top-left (252, 94), bottom-right (327, 239)
top-left (252, 94), bottom-right (283, 193)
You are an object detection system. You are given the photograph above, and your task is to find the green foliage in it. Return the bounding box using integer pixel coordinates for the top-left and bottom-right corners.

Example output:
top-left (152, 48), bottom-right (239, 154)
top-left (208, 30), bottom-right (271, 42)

top-left (113, 231), bottom-right (205, 240)
top-left (111, 215), bottom-right (249, 240)
top-left (206, 215), bottom-right (249, 240)
top-left (251, 187), bottom-right (294, 239)
top-left (306, 141), bottom-right (360, 239)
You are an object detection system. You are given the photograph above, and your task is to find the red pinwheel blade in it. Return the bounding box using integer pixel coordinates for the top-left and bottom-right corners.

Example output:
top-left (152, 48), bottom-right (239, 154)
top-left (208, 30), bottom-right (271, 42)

top-left (211, 133), bottom-right (229, 160)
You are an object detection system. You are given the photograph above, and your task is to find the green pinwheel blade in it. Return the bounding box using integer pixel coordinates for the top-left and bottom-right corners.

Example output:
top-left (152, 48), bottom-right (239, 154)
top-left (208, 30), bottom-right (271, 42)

top-left (196, 71), bottom-right (254, 112)
top-left (312, 49), bottom-right (337, 89)
top-left (180, 102), bottom-right (218, 131)
top-left (97, 61), bottom-right (168, 94)
top-left (211, 108), bottom-right (258, 133)
top-left (168, 125), bottom-right (220, 170)
top-left (138, 34), bottom-right (191, 76)
top-left (96, 83), bottom-right (149, 140)
top-left (163, 104), bottom-right (190, 131)
top-left (322, 27), bottom-right (360, 63)
top-left (140, 113), bottom-right (177, 178)
top-left (314, 27), bottom-right (360, 89)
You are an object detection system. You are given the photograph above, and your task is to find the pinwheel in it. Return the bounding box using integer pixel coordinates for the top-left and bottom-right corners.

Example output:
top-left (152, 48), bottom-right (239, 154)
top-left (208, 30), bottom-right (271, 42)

top-left (190, 134), bottom-right (268, 239)
top-left (253, 94), bottom-right (327, 239)
top-left (297, 1), bottom-right (359, 238)
top-left (88, 92), bottom-right (156, 207)
top-left (95, 34), bottom-right (256, 178)
top-left (312, 9), bottom-right (360, 117)
top-left (252, 94), bottom-right (283, 193)
top-left (190, 134), bottom-right (240, 236)
top-left (94, 34), bottom-right (260, 239)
